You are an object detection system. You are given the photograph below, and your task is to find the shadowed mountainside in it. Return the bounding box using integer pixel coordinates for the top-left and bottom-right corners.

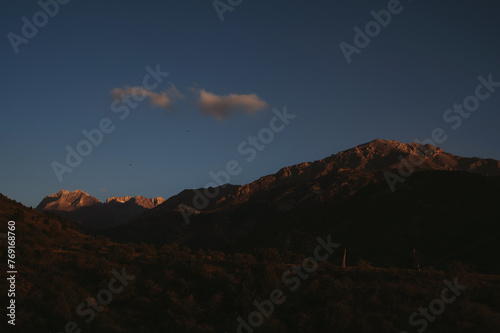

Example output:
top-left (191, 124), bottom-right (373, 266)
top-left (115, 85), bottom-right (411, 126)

top-left (108, 139), bottom-right (500, 273)
top-left (2, 189), bottom-right (500, 332)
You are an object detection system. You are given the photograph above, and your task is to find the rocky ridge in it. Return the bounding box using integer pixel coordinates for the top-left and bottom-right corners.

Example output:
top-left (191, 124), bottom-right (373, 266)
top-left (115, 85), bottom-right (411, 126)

top-left (36, 190), bottom-right (166, 227)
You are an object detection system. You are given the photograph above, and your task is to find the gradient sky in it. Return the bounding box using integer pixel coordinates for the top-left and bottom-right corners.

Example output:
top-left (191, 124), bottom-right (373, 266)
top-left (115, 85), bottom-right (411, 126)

top-left (1, 0), bottom-right (500, 207)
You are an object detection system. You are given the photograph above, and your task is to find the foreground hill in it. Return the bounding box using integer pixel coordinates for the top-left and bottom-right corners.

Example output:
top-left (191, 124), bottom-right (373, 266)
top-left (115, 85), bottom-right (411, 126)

top-left (36, 189), bottom-right (165, 227)
top-left (1, 192), bottom-right (500, 332)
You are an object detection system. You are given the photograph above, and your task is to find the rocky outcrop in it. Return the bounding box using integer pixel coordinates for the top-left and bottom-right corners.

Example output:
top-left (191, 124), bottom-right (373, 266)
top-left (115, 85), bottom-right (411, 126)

top-left (36, 189), bottom-right (100, 212)
top-left (106, 196), bottom-right (166, 208)
top-left (36, 190), bottom-right (165, 228)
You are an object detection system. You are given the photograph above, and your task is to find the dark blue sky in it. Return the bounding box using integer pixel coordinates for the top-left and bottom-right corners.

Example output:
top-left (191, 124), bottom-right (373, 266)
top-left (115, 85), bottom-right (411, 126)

top-left (1, 0), bottom-right (499, 207)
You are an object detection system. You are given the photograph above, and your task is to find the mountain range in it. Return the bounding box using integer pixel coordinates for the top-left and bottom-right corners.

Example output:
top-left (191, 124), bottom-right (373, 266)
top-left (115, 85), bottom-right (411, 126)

top-left (32, 138), bottom-right (500, 272)
top-left (3, 137), bottom-right (500, 332)
top-left (36, 189), bottom-right (165, 227)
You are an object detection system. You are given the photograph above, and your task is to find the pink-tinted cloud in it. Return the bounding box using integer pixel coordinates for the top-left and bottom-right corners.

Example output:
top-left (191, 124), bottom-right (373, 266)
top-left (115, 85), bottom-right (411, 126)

top-left (197, 89), bottom-right (268, 120)
top-left (111, 83), bottom-right (184, 109)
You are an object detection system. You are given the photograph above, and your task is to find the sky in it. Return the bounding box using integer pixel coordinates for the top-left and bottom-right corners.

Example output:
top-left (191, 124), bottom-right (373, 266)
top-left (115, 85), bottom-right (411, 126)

top-left (1, 0), bottom-right (500, 207)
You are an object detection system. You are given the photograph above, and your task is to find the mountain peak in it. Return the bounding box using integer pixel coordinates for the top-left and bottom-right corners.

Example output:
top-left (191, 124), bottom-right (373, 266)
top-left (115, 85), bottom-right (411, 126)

top-left (37, 189), bottom-right (100, 212)
top-left (358, 138), bottom-right (429, 151)
top-left (50, 189), bottom-right (89, 197)
top-left (49, 189), bottom-right (70, 197)
top-left (105, 195), bottom-right (166, 207)
top-left (221, 139), bottom-right (500, 205)
top-left (106, 196), bottom-right (133, 204)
